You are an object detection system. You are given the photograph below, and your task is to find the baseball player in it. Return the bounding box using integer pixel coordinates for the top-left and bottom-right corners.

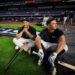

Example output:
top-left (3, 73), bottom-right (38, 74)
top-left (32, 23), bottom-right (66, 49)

top-left (35, 17), bottom-right (68, 74)
top-left (13, 18), bottom-right (36, 54)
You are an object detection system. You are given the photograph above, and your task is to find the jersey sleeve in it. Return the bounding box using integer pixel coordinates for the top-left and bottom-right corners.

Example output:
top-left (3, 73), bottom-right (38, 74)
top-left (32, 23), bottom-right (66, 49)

top-left (30, 27), bottom-right (37, 38)
top-left (57, 29), bottom-right (64, 38)
top-left (32, 28), bottom-right (36, 36)
top-left (39, 29), bottom-right (48, 42)
top-left (39, 29), bottom-right (46, 39)
top-left (18, 27), bottom-right (23, 33)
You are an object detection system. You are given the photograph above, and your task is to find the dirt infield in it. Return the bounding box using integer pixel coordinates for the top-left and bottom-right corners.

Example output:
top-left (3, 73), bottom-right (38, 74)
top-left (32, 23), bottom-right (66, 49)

top-left (0, 21), bottom-right (63, 25)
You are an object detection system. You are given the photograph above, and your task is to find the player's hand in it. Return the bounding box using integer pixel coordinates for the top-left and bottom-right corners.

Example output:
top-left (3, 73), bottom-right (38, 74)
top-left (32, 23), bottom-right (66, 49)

top-left (23, 27), bottom-right (28, 32)
top-left (38, 49), bottom-right (44, 60)
top-left (48, 52), bottom-right (57, 67)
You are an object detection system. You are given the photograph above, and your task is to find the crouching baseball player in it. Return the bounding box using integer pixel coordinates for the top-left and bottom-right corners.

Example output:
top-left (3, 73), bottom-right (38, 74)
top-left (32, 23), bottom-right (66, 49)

top-left (13, 18), bottom-right (36, 54)
top-left (35, 17), bottom-right (68, 74)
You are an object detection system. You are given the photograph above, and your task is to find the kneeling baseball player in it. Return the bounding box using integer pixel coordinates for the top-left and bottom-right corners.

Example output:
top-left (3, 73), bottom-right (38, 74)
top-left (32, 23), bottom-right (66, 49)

top-left (35, 17), bottom-right (68, 74)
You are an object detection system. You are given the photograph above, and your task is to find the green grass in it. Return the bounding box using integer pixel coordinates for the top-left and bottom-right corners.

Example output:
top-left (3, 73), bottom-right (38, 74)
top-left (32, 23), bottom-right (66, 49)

top-left (0, 36), bottom-right (49, 75)
top-left (0, 24), bottom-right (44, 31)
top-left (0, 24), bottom-right (47, 75)
top-left (32, 24), bottom-right (44, 31)
top-left (0, 24), bottom-right (21, 28)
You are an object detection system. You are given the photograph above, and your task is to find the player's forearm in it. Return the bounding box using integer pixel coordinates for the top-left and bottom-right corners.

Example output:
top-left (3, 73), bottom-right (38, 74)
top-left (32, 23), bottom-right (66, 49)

top-left (35, 36), bottom-right (42, 50)
top-left (55, 43), bottom-right (66, 54)
top-left (16, 31), bottom-right (23, 39)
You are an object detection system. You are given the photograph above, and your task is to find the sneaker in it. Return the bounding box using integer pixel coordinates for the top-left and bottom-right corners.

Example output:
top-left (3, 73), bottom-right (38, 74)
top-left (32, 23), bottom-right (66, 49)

top-left (15, 46), bottom-right (20, 52)
top-left (15, 46), bottom-right (19, 50)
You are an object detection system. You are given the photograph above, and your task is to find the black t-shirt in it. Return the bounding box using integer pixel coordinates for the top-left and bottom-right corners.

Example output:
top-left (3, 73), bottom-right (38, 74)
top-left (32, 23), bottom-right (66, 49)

top-left (39, 28), bottom-right (64, 43)
top-left (18, 26), bottom-right (36, 39)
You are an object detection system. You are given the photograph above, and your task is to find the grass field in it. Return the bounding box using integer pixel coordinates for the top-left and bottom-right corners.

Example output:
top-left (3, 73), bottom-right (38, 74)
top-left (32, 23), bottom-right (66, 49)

top-left (0, 24), bottom-right (49, 75)
top-left (0, 24), bottom-right (44, 31)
